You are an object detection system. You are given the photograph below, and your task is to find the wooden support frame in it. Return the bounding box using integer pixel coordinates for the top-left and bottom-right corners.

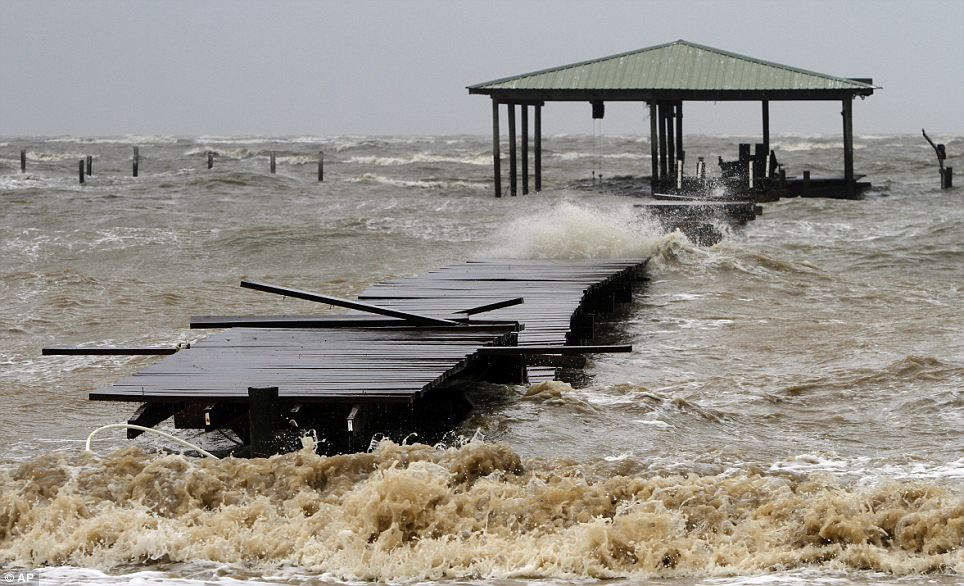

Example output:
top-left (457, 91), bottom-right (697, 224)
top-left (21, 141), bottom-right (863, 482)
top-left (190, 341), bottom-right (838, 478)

top-left (675, 101), bottom-right (683, 163)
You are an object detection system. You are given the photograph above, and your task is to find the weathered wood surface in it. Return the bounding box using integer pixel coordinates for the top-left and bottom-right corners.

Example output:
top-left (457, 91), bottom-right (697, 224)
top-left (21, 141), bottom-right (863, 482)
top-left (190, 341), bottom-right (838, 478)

top-left (91, 258), bottom-right (647, 403)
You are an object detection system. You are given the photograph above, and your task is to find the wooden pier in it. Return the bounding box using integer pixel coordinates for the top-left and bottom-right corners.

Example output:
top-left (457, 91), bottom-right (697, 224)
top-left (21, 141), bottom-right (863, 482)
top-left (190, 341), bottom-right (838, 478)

top-left (51, 259), bottom-right (647, 455)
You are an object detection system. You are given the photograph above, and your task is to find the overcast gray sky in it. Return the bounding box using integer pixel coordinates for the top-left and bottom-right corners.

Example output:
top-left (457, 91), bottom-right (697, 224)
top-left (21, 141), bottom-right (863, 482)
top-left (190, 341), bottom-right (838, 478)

top-left (1, 0), bottom-right (961, 137)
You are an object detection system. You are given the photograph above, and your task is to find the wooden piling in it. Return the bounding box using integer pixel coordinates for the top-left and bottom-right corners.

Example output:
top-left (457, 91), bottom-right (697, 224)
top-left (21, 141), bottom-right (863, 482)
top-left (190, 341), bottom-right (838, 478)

top-left (86, 155), bottom-right (93, 176)
top-left (521, 105), bottom-right (529, 195)
top-left (675, 101), bottom-right (683, 162)
top-left (133, 147), bottom-right (139, 177)
top-left (762, 100), bottom-right (770, 156)
top-left (944, 167), bottom-right (953, 189)
top-left (20, 149), bottom-right (26, 173)
top-left (666, 103), bottom-right (675, 173)
top-left (658, 102), bottom-right (668, 183)
top-left (649, 102), bottom-right (658, 192)
top-left (248, 386), bottom-right (279, 458)
top-left (803, 170), bottom-right (811, 194)
top-left (534, 104), bottom-right (542, 192)
top-left (318, 151), bottom-right (324, 182)
top-left (207, 151), bottom-right (214, 169)
top-left (78, 160), bottom-right (85, 184)
top-left (270, 152), bottom-right (276, 174)
top-left (492, 99), bottom-right (501, 198)
top-left (842, 98), bottom-right (854, 197)
top-left (508, 103), bottom-right (517, 196)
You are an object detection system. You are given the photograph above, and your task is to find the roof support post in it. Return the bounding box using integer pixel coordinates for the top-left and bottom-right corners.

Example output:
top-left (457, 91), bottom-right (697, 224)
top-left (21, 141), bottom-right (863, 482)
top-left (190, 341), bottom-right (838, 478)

top-left (658, 102), bottom-right (668, 183)
top-left (535, 103), bottom-right (542, 192)
top-left (762, 100), bottom-right (770, 158)
top-left (521, 104), bottom-right (529, 195)
top-left (675, 101), bottom-right (684, 163)
top-left (842, 97), bottom-right (854, 197)
top-left (491, 98), bottom-right (501, 198)
top-left (649, 102), bottom-right (658, 192)
top-left (508, 102), bottom-right (517, 196)
top-left (666, 102), bottom-right (676, 174)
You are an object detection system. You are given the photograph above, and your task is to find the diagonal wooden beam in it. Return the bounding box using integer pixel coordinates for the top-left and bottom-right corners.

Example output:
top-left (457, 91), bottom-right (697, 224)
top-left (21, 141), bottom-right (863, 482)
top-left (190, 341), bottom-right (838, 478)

top-left (454, 297), bottom-right (524, 316)
top-left (240, 280), bottom-right (459, 326)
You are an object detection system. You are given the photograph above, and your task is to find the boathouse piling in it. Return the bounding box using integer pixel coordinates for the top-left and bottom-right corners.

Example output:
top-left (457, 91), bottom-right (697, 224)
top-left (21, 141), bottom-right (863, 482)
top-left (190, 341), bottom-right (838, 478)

top-left (508, 103), bottom-right (517, 196)
top-left (270, 152), bottom-right (276, 174)
top-left (843, 98), bottom-right (855, 196)
top-left (207, 151), bottom-right (214, 169)
top-left (318, 151), bottom-right (324, 182)
top-left (86, 155), bottom-right (93, 176)
top-left (133, 147), bottom-right (139, 177)
top-left (534, 104), bottom-right (542, 192)
top-left (78, 160), bottom-right (84, 184)
top-left (20, 149), bottom-right (26, 173)
top-left (522, 105), bottom-right (529, 194)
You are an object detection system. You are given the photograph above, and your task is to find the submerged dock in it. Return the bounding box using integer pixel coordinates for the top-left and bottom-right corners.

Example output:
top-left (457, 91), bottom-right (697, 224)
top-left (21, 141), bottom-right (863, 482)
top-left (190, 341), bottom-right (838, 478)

top-left (49, 259), bottom-right (647, 455)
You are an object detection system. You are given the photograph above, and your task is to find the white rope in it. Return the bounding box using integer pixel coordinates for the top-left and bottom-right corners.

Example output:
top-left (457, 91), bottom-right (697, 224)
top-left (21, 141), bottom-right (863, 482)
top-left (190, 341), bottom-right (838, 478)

top-left (85, 423), bottom-right (220, 459)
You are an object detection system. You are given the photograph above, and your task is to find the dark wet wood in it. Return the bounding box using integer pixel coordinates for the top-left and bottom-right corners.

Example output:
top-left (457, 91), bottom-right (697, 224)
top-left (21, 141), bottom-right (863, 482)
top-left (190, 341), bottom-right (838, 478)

top-left (43, 347), bottom-right (179, 356)
top-left (91, 259), bottom-right (647, 403)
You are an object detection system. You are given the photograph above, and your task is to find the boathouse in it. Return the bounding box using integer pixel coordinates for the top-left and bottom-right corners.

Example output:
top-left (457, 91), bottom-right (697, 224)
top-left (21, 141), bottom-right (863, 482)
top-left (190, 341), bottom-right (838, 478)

top-left (468, 40), bottom-right (876, 197)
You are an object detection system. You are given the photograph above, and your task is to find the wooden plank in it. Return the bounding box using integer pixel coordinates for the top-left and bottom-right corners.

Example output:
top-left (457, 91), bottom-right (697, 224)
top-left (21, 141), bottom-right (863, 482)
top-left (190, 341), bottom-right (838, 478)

top-left (43, 347), bottom-right (178, 356)
top-left (240, 280), bottom-right (459, 326)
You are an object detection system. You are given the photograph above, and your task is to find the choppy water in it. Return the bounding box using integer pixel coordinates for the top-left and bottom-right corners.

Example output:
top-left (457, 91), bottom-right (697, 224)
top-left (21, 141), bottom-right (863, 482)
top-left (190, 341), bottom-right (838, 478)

top-left (0, 134), bottom-right (961, 584)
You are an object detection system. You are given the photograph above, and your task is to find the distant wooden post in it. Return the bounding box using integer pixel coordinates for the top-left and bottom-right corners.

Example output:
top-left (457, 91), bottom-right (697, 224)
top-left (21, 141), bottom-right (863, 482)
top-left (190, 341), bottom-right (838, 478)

top-left (78, 160), bottom-right (85, 184)
top-left (778, 167), bottom-right (787, 196)
top-left (207, 151), bottom-right (214, 169)
top-left (803, 170), bottom-right (811, 194)
top-left (521, 104), bottom-right (529, 195)
top-left (318, 151), bottom-right (324, 182)
top-left (132, 147), bottom-right (139, 177)
top-left (508, 102), bottom-right (517, 196)
top-left (85, 155), bottom-right (93, 176)
top-left (491, 98), bottom-right (501, 198)
top-left (842, 98), bottom-right (854, 197)
top-left (534, 103), bottom-right (542, 192)
top-left (20, 149), bottom-right (26, 173)
top-left (270, 151), bottom-right (276, 174)
top-left (923, 129), bottom-right (952, 189)
top-left (649, 102), bottom-right (658, 192)
top-left (248, 386), bottom-right (279, 457)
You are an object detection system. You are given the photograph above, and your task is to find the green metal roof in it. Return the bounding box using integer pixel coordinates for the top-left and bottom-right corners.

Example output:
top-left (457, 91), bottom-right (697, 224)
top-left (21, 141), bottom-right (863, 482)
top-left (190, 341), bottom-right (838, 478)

top-left (468, 40), bottom-right (875, 94)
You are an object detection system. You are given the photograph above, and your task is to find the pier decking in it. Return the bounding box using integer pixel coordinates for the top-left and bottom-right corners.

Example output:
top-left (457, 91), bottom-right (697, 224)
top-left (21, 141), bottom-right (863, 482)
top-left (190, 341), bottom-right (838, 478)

top-left (71, 258), bottom-right (647, 454)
